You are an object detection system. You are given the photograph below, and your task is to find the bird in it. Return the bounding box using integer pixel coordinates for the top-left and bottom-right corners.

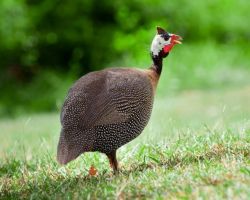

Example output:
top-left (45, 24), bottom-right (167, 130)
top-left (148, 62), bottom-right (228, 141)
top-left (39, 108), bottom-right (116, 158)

top-left (57, 26), bottom-right (182, 173)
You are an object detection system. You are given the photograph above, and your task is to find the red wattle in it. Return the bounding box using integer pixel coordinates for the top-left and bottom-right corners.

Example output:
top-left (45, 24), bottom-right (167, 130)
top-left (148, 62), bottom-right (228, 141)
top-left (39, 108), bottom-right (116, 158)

top-left (163, 44), bottom-right (174, 53)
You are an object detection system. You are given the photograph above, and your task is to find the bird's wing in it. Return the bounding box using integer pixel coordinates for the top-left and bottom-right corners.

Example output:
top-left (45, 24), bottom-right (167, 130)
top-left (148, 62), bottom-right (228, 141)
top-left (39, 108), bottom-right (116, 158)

top-left (61, 69), bottom-right (151, 130)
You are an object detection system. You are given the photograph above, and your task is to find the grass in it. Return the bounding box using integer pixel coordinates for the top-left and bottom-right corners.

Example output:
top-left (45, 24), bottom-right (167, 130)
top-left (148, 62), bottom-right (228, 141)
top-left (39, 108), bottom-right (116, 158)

top-left (0, 85), bottom-right (250, 199)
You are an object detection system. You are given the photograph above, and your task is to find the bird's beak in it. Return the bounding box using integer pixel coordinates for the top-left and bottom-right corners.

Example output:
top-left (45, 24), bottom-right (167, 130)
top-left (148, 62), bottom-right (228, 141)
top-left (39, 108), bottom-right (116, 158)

top-left (171, 34), bottom-right (183, 44)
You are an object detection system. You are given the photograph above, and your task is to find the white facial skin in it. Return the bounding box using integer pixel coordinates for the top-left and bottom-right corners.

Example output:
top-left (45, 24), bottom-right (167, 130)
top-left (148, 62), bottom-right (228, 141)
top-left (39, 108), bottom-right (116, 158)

top-left (150, 34), bottom-right (172, 56)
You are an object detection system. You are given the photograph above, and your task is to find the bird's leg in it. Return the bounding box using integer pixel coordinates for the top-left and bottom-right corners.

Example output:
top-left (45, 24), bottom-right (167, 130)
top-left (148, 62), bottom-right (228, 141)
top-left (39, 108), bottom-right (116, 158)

top-left (106, 150), bottom-right (118, 174)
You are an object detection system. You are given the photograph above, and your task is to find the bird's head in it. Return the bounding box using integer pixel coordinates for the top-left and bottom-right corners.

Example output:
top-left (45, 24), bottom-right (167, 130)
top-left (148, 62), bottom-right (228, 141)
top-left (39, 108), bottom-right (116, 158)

top-left (151, 26), bottom-right (182, 58)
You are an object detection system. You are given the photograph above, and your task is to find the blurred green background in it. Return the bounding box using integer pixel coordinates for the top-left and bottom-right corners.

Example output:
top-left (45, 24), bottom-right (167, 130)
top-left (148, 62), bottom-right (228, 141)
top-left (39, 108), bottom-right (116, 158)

top-left (0, 0), bottom-right (249, 117)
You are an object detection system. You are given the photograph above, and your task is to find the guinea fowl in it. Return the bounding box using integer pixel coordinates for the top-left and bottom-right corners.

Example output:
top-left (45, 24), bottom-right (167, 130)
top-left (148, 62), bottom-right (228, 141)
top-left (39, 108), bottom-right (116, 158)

top-left (57, 27), bottom-right (182, 173)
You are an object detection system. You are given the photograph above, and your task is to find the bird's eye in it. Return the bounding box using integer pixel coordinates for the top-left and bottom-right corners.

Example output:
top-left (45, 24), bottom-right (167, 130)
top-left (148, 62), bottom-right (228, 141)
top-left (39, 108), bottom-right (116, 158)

top-left (163, 34), bottom-right (170, 41)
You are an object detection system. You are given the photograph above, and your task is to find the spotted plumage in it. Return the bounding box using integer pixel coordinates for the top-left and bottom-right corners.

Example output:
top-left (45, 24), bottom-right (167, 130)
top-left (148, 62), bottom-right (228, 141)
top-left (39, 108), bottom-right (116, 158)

top-left (57, 26), bottom-right (182, 173)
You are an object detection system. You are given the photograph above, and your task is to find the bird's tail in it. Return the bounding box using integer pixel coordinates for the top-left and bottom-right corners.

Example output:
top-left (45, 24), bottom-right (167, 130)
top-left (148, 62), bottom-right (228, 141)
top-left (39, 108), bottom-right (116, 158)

top-left (57, 131), bottom-right (82, 165)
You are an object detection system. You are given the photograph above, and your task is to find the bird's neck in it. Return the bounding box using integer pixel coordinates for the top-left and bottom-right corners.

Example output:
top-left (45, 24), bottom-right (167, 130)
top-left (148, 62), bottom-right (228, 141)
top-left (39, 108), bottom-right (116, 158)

top-left (150, 55), bottom-right (163, 75)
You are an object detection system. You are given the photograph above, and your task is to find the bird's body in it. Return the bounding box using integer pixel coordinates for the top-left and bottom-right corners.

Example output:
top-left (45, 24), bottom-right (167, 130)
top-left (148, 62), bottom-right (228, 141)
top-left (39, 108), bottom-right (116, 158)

top-left (58, 68), bottom-right (157, 165)
top-left (57, 27), bottom-right (182, 173)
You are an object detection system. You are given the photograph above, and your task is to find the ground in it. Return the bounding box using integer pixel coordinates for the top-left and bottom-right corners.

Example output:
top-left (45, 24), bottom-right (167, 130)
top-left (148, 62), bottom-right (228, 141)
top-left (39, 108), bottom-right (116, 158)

top-left (0, 86), bottom-right (250, 199)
